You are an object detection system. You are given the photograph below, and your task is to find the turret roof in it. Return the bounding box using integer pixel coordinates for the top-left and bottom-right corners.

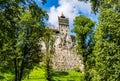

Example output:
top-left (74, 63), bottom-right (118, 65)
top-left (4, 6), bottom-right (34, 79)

top-left (61, 12), bottom-right (65, 18)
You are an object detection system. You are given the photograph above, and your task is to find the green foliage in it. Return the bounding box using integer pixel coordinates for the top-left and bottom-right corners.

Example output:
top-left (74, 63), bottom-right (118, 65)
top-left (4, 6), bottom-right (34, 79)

top-left (79, 0), bottom-right (101, 13)
top-left (73, 15), bottom-right (94, 81)
top-left (73, 15), bottom-right (94, 59)
top-left (42, 27), bottom-right (56, 81)
top-left (79, 0), bottom-right (120, 13)
top-left (92, 10), bottom-right (120, 81)
top-left (73, 15), bottom-right (94, 35)
top-left (77, 1), bottom-right (120, 81)
top-left (74, 67), bottom-right (81, 72)
top-left (0, 1), bottom-right (47, 81)
top-left (86, 1), bottom-right (120, 81)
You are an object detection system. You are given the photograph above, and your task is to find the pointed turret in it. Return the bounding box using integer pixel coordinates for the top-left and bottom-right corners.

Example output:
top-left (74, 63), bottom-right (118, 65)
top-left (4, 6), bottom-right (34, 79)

top-left (61, 12), bottom-right (65, 18)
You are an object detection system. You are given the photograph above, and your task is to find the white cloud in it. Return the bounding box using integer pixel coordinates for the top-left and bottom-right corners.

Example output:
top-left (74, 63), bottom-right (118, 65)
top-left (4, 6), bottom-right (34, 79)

top-left (48, 0), bottom-right (97, 30)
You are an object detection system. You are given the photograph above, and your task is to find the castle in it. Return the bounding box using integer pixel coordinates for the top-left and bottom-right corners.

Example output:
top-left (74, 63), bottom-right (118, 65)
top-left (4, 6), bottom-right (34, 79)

top-left (41, 13), bottom-right (75, 50)
top-left (41, 13), bottom-right (84, 72)
top-left (54, 13), bottom-right (73, 49)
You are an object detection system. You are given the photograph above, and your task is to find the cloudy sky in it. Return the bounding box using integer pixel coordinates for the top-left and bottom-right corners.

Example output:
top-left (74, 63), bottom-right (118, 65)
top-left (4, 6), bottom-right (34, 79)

top-left (36, 0), bottom-right (98, 34)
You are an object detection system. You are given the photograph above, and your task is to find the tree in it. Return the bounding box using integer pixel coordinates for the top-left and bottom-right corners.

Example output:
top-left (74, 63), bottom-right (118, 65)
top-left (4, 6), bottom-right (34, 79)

top-left (79, 0), bottom-right (120, 13)
top-left (41, 27), bottom-right (55, 81)
top-left (73, 15), bottom-right (95, 80)
top-left (0, 1), bottom-right (47, 81)
top-left (77, 1), bottom-right (120, 81)
top-left (90, 1), bottom-right (120, 81)
top-left (79, 0), bottom-right (100, 13)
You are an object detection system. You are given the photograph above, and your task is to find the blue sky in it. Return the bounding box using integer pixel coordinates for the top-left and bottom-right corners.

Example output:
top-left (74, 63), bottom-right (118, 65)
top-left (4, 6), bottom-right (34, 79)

top-left (36, 0), bottom-right (59, 11)
top-left (36, 0), bottom-right (98, 35)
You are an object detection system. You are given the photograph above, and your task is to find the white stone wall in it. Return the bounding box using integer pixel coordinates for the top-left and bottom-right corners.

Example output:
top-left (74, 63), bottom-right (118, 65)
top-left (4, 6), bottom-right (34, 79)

top-left (40, 15), bottom-right (84, 72)
top-left (58, 16), bottom-right (72, 48)
top-left (52, 47), bottom-right (84, 72)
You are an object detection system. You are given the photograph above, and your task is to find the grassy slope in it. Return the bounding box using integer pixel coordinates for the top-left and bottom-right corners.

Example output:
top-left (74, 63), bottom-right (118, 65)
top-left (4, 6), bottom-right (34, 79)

top-left (23, 66), bottom-right (47, 81)
top-left (23, 66), bottom-right (84, 81)
top-left (52, 71), bottom-right (84, 81)
top-left (0, 72), bottom-right (14, 81)
top-left (0, 66), bottom-right (84, 81)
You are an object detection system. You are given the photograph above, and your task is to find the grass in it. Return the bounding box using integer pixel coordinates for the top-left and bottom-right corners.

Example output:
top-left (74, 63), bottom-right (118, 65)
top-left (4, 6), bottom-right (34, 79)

top-left (23, 66), bottom-right (47, 81)
top-left (52, 71), bottom-right (84, 81)
top-left (0, 72), bottom-right (14, 81)
top-left (0, 65), bottom-right (84, 81)
top-left (23, 66), bottom-right (84, 81)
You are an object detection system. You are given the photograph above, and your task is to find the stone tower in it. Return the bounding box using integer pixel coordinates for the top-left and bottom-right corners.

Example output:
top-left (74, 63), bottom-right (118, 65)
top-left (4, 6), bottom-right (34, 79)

top-left (58, 13), bottom-right (72, 48)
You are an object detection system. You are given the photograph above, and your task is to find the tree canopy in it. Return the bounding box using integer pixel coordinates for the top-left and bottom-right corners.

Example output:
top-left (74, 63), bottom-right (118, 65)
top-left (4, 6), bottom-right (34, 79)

top-left (77, 0), bottom-right (120, 81)
top-left (0, 0), bottom-right (47, 81)
top-left (73, 15), bottom-right (95, 81)
top-left (91, 1), bottom-right (120, 80)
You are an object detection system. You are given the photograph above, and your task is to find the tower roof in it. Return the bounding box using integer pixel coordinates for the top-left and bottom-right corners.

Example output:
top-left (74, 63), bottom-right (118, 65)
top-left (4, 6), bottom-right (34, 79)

top-left (61, 12), bottom-right (65, 18)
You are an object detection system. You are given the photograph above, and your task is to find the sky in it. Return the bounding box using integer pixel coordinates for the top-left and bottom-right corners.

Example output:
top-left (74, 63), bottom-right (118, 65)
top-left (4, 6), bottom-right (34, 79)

top-left (36, 0), bottom-right (98, 35)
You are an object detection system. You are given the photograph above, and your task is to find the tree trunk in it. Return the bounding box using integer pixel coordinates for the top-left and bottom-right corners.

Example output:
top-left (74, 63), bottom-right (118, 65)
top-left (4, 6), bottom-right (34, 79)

top-left (14, 58), bottom-right (18, 81)
top-left (19, 59), bottom-right (24, 81)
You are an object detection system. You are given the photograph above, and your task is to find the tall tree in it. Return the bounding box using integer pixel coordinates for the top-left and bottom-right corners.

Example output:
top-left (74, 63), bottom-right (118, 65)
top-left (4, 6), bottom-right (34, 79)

top-left (73, 15), bottom-right (95, 80)
top-left (78, 0), bottom-right (120, 81)
top-left (90, 1), bottom-right (120, 81)
top-left (41, 27), bottom-right (55, 81)
top-left (0, 0), bottom-right (47, 81)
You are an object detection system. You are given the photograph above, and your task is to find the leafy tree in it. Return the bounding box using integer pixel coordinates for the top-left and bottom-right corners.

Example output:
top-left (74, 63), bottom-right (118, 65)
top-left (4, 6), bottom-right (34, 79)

top-left (89, 1), bottom-right (120, 81)
top-left (0, 0), bottom-right (47, 81)
top-left (77, 1), bottom-right (120, 81)
top-left (79, 0), bottom-right (100, 13)
top-left (73, 15), bottom-right (95, 80)
top-left (79, 0), bottom-right (120, 13)
top-left (41, 27), bottom-right (55, 81)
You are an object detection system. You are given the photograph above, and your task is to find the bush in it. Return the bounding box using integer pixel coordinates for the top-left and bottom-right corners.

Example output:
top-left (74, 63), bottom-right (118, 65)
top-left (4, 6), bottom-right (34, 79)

top-left (74, 67), bottom-right (81, 72)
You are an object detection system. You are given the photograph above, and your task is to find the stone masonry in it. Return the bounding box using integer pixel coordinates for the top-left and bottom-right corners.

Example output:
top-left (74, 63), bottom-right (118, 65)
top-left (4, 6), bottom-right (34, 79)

top-left (41, 13), bottom-right (84, 72)
top-left (52, 47), bottom-right (84, 72)
top-left (51, 13), bottom-right (84, 72)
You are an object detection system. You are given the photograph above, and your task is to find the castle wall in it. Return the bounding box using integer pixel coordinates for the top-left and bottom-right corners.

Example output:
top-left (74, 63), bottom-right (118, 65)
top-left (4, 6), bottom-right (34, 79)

top-left (41, 14), bottom-right (84, 72)
top-left (58, 16), bottom-right (72, 48)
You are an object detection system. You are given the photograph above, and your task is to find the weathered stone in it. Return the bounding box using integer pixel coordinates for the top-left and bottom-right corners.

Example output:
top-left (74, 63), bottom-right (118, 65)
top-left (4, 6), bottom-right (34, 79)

top-left (41, 13), bottom-right (84, 73)
top-left (52, 47), bottom-right (84, 72)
